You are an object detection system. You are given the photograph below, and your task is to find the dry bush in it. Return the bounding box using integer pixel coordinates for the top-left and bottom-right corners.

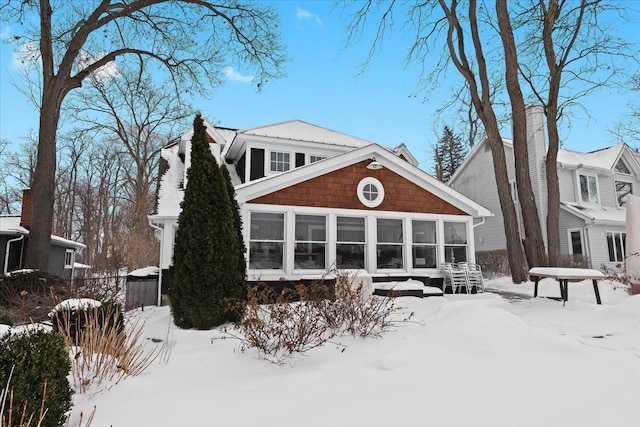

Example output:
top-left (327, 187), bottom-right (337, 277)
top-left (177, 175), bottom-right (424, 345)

top-left (475, 250), bottom-right (511, 278)
top-left (220, 271), bottom-right (411, 364)
top-left (54, 305), bottom-right (161, 394)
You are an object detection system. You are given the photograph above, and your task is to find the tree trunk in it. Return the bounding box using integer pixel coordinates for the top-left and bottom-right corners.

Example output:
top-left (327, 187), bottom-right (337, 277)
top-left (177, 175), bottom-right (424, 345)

top-left (24, 86), bottom-right (62, 270)
top-left (496, 0), bottom-right (547, 268)
top-left (545, 105), bottom-right (562, 265)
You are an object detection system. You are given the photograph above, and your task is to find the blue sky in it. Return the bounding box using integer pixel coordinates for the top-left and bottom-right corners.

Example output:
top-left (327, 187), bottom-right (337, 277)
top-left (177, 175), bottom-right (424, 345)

top-left (1, 1), bottom-right (638, 172)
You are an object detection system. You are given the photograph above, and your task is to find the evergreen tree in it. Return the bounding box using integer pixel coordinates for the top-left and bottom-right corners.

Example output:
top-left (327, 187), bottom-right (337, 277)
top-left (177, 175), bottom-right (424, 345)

top-left (433, 126), bottom-right (468, 182)
top-left (221, 164), bottom-right (248, 281)
top-left (169, 115), bottom-right (247, 329)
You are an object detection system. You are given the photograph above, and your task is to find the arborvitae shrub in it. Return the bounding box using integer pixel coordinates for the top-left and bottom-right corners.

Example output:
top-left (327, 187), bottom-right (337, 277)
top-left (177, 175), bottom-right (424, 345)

top-left (0, 330), bottom-right (72, 427)
top-left (50, 300), bottom-right (124, 345)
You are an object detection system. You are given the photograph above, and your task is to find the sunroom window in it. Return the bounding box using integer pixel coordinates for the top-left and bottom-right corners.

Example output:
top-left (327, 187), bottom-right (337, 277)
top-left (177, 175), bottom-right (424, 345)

top-left (579, 174), bottom-right (599, 204)
top-left (336, 217), bottom-right (366, 269)
top-left (249, 212), bottom-right (284, 269)
top-left (412, 220), bottom-right (437, 268)
top-left (615, 180), bottom-right (633, 207)
top-left (294, 215), bottom-right (326, 270)
top-left (376, 218), bottom-right (403, 269)
top-left (444, 222), bottom-right (468, 263)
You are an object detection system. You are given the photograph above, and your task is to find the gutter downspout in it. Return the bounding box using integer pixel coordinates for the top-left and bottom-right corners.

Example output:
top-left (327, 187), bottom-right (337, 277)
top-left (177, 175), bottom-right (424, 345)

top-left (4, 235), bottom-right (24, 274)
top-left (148, 218), bottom-right (164, 306)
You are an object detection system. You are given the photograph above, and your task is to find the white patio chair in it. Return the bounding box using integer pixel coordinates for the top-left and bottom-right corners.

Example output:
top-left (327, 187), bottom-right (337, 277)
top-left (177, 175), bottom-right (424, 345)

top-left (459, 262), bottom-right (485, 293)
top-left (441, 263), bottom-right (470, 294)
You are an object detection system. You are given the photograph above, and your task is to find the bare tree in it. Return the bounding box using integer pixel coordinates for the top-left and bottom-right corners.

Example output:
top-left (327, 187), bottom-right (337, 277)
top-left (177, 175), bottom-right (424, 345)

top-left (344, 0), bottom-right (529, 281)
top-left (1, 0), bottom-right (286, 271)
top-left (66, 66), bottom-right (191, 269)
top-left (517, 0), bottom-right (635, 266)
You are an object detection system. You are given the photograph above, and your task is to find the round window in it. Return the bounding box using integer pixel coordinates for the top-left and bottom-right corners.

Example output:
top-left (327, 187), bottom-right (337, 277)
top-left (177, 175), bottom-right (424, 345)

top-left (357, 177), bottom-right (384, 208)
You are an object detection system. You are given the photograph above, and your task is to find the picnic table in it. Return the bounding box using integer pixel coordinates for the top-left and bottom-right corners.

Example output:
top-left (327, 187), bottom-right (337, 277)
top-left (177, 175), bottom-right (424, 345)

top-left (528, 267), bottom-right (605, 305)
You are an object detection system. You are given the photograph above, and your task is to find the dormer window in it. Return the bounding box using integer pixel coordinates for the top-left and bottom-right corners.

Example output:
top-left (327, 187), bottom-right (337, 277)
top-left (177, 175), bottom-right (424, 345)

top-left (615, 159), bottom-right (631, 175)
top-left (270, 151), bottom-right (290, 172)
top-left (579, 174), bottom-right (599, 204)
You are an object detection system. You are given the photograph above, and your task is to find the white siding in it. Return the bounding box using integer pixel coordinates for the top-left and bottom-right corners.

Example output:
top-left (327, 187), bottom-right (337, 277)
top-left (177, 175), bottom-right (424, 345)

top-left (558, 209), bottom-right (585, 255)
top-left (585, 225), bottom-right (627, 271)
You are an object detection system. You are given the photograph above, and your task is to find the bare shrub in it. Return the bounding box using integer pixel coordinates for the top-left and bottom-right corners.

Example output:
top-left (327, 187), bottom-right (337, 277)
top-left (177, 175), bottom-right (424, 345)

top-left (600, 252), bottom-right (639, 295)
top-left (54, 305), bottom-right (161, 394)
top-left (220, 271), bottom-right (411, 364)
top-left (475, 250), bottom-right (511, 278)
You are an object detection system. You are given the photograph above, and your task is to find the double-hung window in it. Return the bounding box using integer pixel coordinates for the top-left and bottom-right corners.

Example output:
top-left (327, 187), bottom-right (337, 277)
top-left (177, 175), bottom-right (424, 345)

top-left (376, 219), bottom-right (403, 269)
top-left (606, 231), bottom-right (626, 262)
top-left (412, 220), bottom-right (437, 268)
top-left (249, 212), bottom-right (285, 269)
top-left (336, 217), bottom-right (366, 269)
top-left (270, 151), bottom-right (290, 172)
top-left (568, 229), bottom-right (584, 256)
top-left (294, 215), bottom-right (326, 270)
top-left (579, 174), bottom-right (599, 204)
top-left (444, 222), bottom-right (468, 263)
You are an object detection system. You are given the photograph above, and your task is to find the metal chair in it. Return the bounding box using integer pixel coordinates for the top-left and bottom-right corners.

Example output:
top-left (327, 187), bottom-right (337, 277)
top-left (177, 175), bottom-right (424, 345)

top-left (459, 262), bottom-right (485, 293)
top-left (441, 263), bottom-right (471, 294)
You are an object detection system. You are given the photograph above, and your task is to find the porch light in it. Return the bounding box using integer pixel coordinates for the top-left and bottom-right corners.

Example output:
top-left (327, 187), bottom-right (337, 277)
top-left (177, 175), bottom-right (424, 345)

top-left (366, 157), bottom-right (383, 170)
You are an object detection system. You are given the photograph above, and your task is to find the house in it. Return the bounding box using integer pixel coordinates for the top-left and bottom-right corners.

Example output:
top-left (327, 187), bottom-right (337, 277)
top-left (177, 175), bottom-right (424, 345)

top-left (449, 105), bottom-right (639, 270)
top-left (148, 119), bottom-right (492, 293)
top-left (0, 189), bottom-right (86, 279)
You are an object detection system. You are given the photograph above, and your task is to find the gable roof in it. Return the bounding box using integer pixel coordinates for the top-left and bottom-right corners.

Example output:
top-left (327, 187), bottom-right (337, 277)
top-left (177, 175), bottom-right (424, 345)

top-left (556, 143), bottom-right (634, 171)
top-left (236, 143), bottom-right (492, 218)
top-left (223, 120), bottom-right (374, 159)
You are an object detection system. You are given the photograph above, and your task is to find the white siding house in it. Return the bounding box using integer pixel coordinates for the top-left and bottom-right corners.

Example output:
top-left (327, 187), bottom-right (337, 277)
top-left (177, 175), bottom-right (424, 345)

top-left (449, 105), bottom-right (640, 270)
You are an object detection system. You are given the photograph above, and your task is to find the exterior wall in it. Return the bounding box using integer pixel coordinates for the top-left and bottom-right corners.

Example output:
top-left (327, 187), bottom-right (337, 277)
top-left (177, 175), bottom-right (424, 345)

top-left (525, 105), bottom-right (549, 248)
top-left (48, 245), bottom-right (72, 280)
top-left (558, 208), bottom-right (587, 255)
top-left (451, 142), bottom-right (508, 252)
top-left (558, 167), bottom-right (575, 202)
top-left (251, 160), bottom-right (465, 215)
top-left (243, 203), bottom-right (474, 282)
top-left (585, 224), bottom-right (627, 271)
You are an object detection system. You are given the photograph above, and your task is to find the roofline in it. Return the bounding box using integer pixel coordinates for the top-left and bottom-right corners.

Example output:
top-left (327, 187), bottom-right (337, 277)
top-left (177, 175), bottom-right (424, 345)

top-left (236, 143), bottom-right (492, 218)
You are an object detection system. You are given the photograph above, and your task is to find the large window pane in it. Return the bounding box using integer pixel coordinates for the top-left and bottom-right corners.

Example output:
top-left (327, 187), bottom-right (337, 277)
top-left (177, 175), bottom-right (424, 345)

top-left (337, 217), bottom-right (365, 269)
top-left (606, 231), bottom-right (626, 262)
top-left (580, 174), bottom-right (598, 203)
top-left (413, 245), bottom-right (437, 268)
top-left (412, 220), bottom-right (437, 268)
top-left (377, 219), bottom-right (403, 269)
top-left (249, 212), bottom-right (284, 269)
top-left (250, 213), bottom-right (284, 240)
top-left (444, 222), bottom-right (467, 263)
top-left (615, 181), bottom-right (633, 207)
top-left (294, 215), bottom-right (326, 270)
top-left (570, 230), bottom-right (583, 255)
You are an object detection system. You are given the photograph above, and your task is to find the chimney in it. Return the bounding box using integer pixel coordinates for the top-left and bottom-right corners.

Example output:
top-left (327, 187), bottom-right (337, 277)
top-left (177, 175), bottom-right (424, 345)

top-left (20, 189), bottom-right (32, 229)
top-left (526, 105), bottom-right (546, 160)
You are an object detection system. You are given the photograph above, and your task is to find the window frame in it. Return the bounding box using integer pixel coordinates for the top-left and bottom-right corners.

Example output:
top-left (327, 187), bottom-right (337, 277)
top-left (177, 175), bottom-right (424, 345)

top-left (615, 159), bottom-right (631, 175)
top-left (268, 150), bottom-right (291, 173)
top-left (578, 172), bottom-right (600, 205)
top-left (64, 249), bottom-right (74, 269)
top-left (606, 231), bottom-right (626, 263)
top-left (443, 221), bottom-right (468, 264)
top-left (336, 216), bottom-right (367, 270)
top-left (614, 179), bottom-right (633, 208)
top-left (293, 214), bottom-right (327, 271)
top-left (567, 228), bottom-right (584, 256)
top-left (357, 177), bottom-right (385, 208)
top-left (411, 220), bottom-right (438, 269)
top-left (248, 211), bottom-right (286, 270)
top-left (376, 218), bottom-right (404, 270)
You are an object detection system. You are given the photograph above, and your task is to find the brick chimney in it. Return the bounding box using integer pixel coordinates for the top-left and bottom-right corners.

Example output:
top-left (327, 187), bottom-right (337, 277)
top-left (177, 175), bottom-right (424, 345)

top-left (20, 189), bottom-right (32, 229)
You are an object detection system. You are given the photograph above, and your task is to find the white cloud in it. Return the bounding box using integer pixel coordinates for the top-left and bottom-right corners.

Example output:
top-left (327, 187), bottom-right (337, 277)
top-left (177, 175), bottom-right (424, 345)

top-left (77, 51), bottom-right (121, 82)
top-left (0, 25), bottom-right (11, 42)
top-left (12, 40), bottom-right (41, 70)
top-left (296, 7), bottom-right (323, 26)
top-left (224, 66), bottom-right (253, 83)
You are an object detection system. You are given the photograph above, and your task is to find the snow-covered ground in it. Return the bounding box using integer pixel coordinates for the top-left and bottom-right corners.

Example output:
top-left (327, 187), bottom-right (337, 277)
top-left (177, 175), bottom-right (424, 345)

top-left (70, 277), bottom-right (640, 427)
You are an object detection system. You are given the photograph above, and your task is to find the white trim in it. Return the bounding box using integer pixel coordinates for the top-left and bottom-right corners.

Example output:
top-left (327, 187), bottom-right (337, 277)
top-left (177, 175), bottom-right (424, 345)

top-left (357, 177), bottom-right (384, 208)
top-left (567, 228), bottom-right (584, 256)
top-left (268, 149), bottom-right (292, 174)
top-left (576, 171), bottom-right (600, 206)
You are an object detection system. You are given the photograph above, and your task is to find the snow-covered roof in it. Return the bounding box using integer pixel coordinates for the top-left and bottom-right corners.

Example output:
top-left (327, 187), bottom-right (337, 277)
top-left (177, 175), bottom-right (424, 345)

top-left (0, 216), bottom-right (84, 249)
top-left (556, 144), bottom-right (626, 170)
top-left (239, 120), bottom-right (375, 147)
top-left (561, 202), bottom-right (626, 225)
top-left (155, 143), bottom-right (185, 217)
top-left (128, 266), bottom-right (160, 277)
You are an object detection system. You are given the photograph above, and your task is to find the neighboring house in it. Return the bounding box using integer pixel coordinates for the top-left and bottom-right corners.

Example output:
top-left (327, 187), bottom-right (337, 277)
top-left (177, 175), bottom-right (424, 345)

top-left (0, 189), bottom-right (86, 279)
top-left (149, 119), bottom-right (492, 292)
top-left (449, 105), bottom-right (639, 270)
